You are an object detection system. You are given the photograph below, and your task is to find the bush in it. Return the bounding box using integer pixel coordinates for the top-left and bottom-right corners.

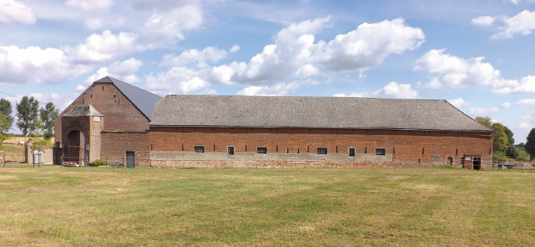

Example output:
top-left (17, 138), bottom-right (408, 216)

top-left (89, 159), bottom-right (108, 167)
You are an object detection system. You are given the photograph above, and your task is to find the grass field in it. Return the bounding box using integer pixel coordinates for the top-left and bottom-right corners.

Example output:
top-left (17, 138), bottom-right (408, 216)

top-left (1, 166), bottom-right (534, 246)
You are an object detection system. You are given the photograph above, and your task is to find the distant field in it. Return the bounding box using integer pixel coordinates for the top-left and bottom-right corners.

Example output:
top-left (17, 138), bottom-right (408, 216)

top-left (0, 166), bottom-right (534, 246)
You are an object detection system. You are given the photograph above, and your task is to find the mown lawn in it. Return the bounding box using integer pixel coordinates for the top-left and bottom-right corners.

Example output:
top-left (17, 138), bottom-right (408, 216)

top-left (1, 165), bottom-right (534, 246)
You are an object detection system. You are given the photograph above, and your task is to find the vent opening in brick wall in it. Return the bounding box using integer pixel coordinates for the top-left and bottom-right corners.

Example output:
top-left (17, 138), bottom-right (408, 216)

top-left (376, 148), bottom-right (385, 155)
top-left (194, 146), bottom-right (204, 153)
top-left (317, 147), bottom-right (327, 154)
top-left (257, 147), bottom-right (267, 154)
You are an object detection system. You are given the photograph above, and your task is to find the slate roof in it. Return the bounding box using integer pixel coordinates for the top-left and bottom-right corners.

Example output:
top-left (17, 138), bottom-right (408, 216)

top-left (95, 76), bottom-right (162, 120)
top-left (151, 95), bottom-right (492, 132)
top-left (63, 105), bottom-right (103, 117)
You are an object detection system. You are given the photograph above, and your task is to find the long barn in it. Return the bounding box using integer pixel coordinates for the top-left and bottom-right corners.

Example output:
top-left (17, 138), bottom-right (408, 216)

top-left (55, 77), bottom-right (493, 169)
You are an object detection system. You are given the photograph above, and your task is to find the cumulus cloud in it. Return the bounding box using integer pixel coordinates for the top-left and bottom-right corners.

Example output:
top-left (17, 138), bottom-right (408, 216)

top-left (414, 49), bottom-right (504, 89)
top-left (334, 82), bottom-right (419, 99)
top-left (517, 98), bottom-right (535, 105)
top-left (492, 75), bottom-right (535, 95)
top-left (473, 10), bottom-right (535, 39)
top-left (237, 79), bottom-right (318, 96)
top-left (0, 0), bottom-right (36, 25)
top-left (213, 17), bottom-right (424, 86)
top-left (0, 45), bottom-right (91, 85)
top-left (65, 0), bottom-right (112, 12)
top-left (77, 58), bottom-right (144, 91)
top-left (518, 122), bottom-right (531, 129)
top-left (313, 18), bottom-right (425, 72)
top-left (145, 67), bottom-right (215, 95)
top-left (65, 1), bottom-right (203, 64)
top-left (161, 46), bottom-right (229, 68)
top-left (471, 16), bottom-right (495, 26)
top-left (448, 97), bottom-right (469, 108)
top-left (468, 102), bottom-right (510, 116)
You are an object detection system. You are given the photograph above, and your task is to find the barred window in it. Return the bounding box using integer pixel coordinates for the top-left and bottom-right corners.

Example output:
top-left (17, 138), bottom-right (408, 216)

top-left (317, 147), bottom-right (327, 154)
top-left (349, 148), bottom-right (356, 157)
top-left (376, 148), bottom-right (386, 155)
top-left (194, 146), bottom-right (204, 153)
top-left (257, 147), bottom-right (267, 154)
top-left (228, 146), bottom-right (235, 155)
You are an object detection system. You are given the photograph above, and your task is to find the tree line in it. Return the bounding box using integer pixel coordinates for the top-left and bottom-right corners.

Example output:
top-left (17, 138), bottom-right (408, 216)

top-left (475, 116), bottom-right (535, 163)
top-left (0, 97), bottom-right (59, 163)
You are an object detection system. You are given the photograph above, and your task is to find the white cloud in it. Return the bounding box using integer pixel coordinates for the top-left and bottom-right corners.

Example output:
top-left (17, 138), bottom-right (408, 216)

top-left (517, 98), bottom-right (535, 105)
top-left (161, 47), bottom-right (229, 68)
top-left (230, 45), bottom-right (240, 53)
top-left (493, 75), bottom-right (535, 94)
top-left (448, 97), bottom-right (469, 108)
top-left (468, 102), bottom-right (510, 116)
top-left (237, 79), bottom-right (318, 96)
top-left (474, 10), bottom-right (535, 39)
top-left (0, 0), bottom-right (36, 25)
top-left (85, 18), bottom-right (104, 30)
top-left (0, 45), bottom-right (91, 85)
top-left (471, 16), bottom-right (495, 26)
top-left (66, 1), bottom-right (203, 64)
top-left (65, 0), bottom-right (112, 12)
top-left (415, 49), bottom-right (503, 89)
top-left (79, 58), bottom-right (143, 90)
top-left (518, 122), bottom-right (531, 129)
top-left (213, 17), bottom-right (424, 86)
top-left (313, 18), bottom-right (425, 72)
top-left (334, 82), bottom-right (419, 99)
top-left (145, 67), bottom-right (214, 95)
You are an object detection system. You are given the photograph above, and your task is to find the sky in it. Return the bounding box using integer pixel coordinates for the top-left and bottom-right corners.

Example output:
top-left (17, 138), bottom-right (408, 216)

top-left (1, 0), bottom-right (535, 143)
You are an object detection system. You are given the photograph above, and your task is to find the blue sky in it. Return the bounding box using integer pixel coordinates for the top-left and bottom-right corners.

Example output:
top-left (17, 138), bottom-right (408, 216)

top-left (1, 0), bottom-right (535, 143)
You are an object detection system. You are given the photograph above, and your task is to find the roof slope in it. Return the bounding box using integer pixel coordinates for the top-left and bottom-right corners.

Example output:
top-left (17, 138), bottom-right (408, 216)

top-left (95, 76), bottom-right (162, 120)
top-left (151, 95), bottom-right (492, 132)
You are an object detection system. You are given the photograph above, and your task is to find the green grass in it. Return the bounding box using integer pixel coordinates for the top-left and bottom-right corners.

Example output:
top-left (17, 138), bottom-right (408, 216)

top-left (1, 166), bottom-right (535, 246)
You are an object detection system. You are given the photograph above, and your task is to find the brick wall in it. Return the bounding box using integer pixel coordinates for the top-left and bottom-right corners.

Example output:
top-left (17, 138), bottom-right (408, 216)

top-left (55, 82), bottom-right (150, 143)
top-left (101, 131), bottom-right (150, 167)
top-left (149, 127), bottom-right (493, 169)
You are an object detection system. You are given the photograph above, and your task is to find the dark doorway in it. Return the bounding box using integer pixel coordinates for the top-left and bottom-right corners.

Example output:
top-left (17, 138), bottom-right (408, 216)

top-left (65, 130), bottom-right (85, 165)
top-left (126, 151), bottom-right (135, 168)
top-left (473, 157), bottom-right (481, 170)
top-left (447, 157), bottom-right (454, 165)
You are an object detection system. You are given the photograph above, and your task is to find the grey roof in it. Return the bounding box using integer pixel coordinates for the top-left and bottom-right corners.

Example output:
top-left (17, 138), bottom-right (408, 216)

top-left (151, 95), bottom-right (492, 132)
top-left (95, 76), bottom-right (162, 120)
top-left (64, 105), bottom-right (103, 117)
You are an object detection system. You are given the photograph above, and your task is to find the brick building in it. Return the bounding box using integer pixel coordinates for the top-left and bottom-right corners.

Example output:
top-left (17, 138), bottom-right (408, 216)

top-left (54, 76), bottom-right (162, 167)
top-left (56, 77), bottom-right (493, 169)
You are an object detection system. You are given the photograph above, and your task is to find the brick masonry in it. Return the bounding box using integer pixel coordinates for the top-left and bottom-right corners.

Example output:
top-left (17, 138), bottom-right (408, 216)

top-left (149, 127), bottom-right (493, 169)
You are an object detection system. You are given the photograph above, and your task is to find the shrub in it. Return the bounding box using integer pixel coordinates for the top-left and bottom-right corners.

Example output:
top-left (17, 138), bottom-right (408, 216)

top-left (89, 159), bottom-right (108, 167)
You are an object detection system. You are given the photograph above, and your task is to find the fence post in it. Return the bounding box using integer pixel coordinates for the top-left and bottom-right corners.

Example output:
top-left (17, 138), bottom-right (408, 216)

top-left (60, 155), bottom-right (63, 167)
top-left (2, 152), bottom-right (5, 167)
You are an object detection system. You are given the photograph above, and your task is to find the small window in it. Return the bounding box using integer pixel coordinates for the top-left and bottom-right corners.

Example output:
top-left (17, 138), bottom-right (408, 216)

top-left (349, 148), bottom-right (356, 157)
top-left (376, 148), bottom-right (386, 155)
top-left (194, 146), bottom-right (204, 153)
top-left (447, 156), bottom-right (454, 165)
top-left (227, 146), bottom-right (235, 155)
top-left (456, 149), bottom-right (458, 155)
top-left (257, 147), bottom-right (267, 154)
top-left (433, 155), bottom-right (440, 161)
top-left (317, 147), bottom-right (327, 154)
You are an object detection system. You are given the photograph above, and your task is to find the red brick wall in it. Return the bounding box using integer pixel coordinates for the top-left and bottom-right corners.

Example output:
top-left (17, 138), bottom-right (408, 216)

top-left (149, 127), bottom-right (493, 168)
top-left (55, 82), bottom-right (150, 143)
top-left (101, 131), bottom-right (150, 167)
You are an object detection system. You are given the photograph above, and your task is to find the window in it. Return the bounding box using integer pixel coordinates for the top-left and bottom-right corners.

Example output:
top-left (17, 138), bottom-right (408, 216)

top-left (227, 146), bottom-right (235, 155)
top-left (317, 147), bottom-right (327, 154)
top-left (433, 155), bottom-right (440, 161)
top-left (376, 148), bottom-right (386, 155)
top-left (447, 156), bottom-right (454, 165)
top-left (349, 148), bottom-right (356, 157)
top-left (257, 147), bottom-right (267, 154)
top-left (194, 146), bottom-right (204, 153)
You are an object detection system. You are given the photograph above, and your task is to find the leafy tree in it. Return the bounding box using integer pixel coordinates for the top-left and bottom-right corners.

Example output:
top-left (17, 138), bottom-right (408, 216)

top-left (0, 99), bottom-right (13, 129)
top-left (506, 145), bottom-right (519, 159)
top-left (27, 119), bottom-right (51, 167)
top-left (504, 126), bottom-right (514, 145)
top-left (475, 116), bottom-right (511, 162)
top-left (525, 128), bottom-right (535, 161)
top-left (16, 96), bottom-right (40, 163)
top-left (40, 102), bottom-right (59, 140)
top-left (518, 143), bottom-right (525, 148)
top-left (0, 113), bottom-right (11, 145)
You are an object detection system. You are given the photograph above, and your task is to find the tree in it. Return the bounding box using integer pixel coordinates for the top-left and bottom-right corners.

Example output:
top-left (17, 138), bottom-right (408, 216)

top-left (0, 113), bottom-right (11, 145)
top-left (506, 145), bottom-right (519, 159)
top-left (40, 102), bottom-right (59, 140)
top-left (475, 116), bottom-right (511, 163)
top-left (504, 126), bottom-right (515, 145)
top-left (16, 96), bottom-right (40, 163)
top-left (0, 99), bottom-right (13, 130)
top-left (525, 128), bottom-right (535, 161)
top-left (27, 119), bottom-right (51, 167)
